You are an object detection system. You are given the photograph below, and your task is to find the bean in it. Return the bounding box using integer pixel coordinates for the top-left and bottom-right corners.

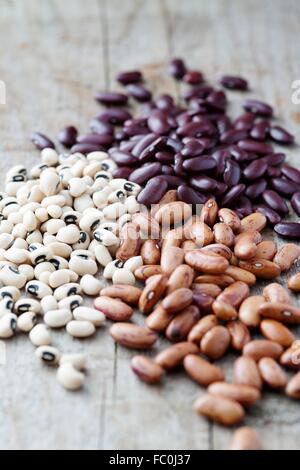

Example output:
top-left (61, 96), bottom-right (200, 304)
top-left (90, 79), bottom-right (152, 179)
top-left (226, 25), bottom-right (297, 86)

top-left (274, 222), bottom-right (300, 239)
top-left (59, 353), bottom-right (87, 370)
top-left (194, 274), bottom-right (234, 288)
top-left (127, 84), bottom-right (152, 102)
top-left (116, 70), bottom-right (142, 84)
top-left (168, 58), bottom-right (187, 79)
top-left (44, 309), bottom-right (72, 328)
top-left (288, 273), bottom-right (300, 292)
top-left (245, 178), bottom-right (267, 200)
top-left (161, 246), bottom-right (185, 276)
top-left (243, 340), bottom-right (283, 361)
top-left (137, 176), bottom-right (168, 205)
top-left (31, 132), bottom-right (55, 150)
top-left (185, 250), bottom-right (229, 274)
top-left (183, 156), bottom-right (216, 172)
top-left (110, 323), bottom-right (157, 349)
top-left (100, 285), bottom-right (141, 305)
top-left (263, 283), bottom-right (291, 304)
top-left (269, 126), bottom-right (294, 144)
top-left (250, 120), bottom-right (270, 140)
top-left (229, 427), bottom-right (262, 450)
top-left (240, 213), bottom-right (267, 232)
top-left (29, 324), bottom-right (51, 346)
top-left (286, 373), bottom-right (300, 399)
top-left (271, 177), bottom-right (300, 196)
top-left (165, 305), bottom-right (200, 342)
top-left (201, 325), bottom-right (231, 359)
top-left (139, 274), bottom-right (168, 313)
top-left (131, 355), bottom-right (164, 384)
top-left (94, 296), bottom-right (133, 322)
top-left (218, 208), bottom-right (241, 232)
top-left (238, 259), bottom-right (280, 279)
top-left (291, 192), bottom-right (300, 216)
top-left (259, 357), bottom-right (288, 389)
top-left (255, 240), bottom-right (277, 260)
top-left (243, 99), bottom-right (273, 117)
top-left (184, 354), bottom-right (224, 386)
top-left (227, 320), bottom-right (251, 351)
top-left (234, 356), bottom-right (262, 390)
top-left (193, 394), bottom-right (245, 426)
top-left (239, 295), bottom-right (265, 327)
top-left (155, 341), bottom-right (198, 369)
top-left (94, 91), bottom-right (128, 106)
top-left (17, 312), bottom-right (37, 332)
top-left (243, 160), bottom-right (268, 180)
top-left (135, 265), bottom-right (163, 281)
top-left (234, 231), bottom-right (261, 260)
top-left (213, 223), bottom-right (235, 247)
top-left (58, 126), bottom-right (78, 148)
top-left (258, 302), bottom-right (300, 324)
top-left (184, 70), bottom-right (203, 84)
top-left (36, 345), bottom-right (60, 365)
top-left (280, 342), bottom-right (300, 370)
top-left (162, 288), bottom-right (193, 314)
top-left (262, 190), bottom-right (289, 214)
top-left (155, 201), bottom-right (192, 226)
top-left (57, 363), bottom-right (85, 391)
top-left (208, 382), bottom-right (260, 406)
top-left (273, 243), bottom-right (300, 271)
top-left (260, 320), bottom-right (294, 348)
top-left (221, 184), bottom-right (245, 206)
top-left (255, 206), bottom-right (281, 225)
top-left (201, 244), bottom-right (232, 260)
top-left (189, 175), bottom-right (217, 192)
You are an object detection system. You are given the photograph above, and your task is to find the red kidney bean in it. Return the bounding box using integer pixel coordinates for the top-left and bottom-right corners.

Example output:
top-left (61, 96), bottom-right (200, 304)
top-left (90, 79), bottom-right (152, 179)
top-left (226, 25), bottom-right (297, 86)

top-left (131, 134), bottom-right (157, 158)
top-left (229, 146), bottom-right (250, 162)
top-left (129, 162), bottom-right (162, 184)
top-left (238, 139), bottom-right (273, 155)
top-left (70, 143), bottom-right (105, 154)
top-left (291, 192), bottom-right (300, 217)
top-left (58, 126), bottom-right (78, 148)
top-left (250, 120), bottom-right (270, 141)
top-left (243, 160), bottom-right (268, 180)
top-left (98, 109), bottom-right (132, 125)
top-left (256, 206), bottom-right (281, 225)
top-left (148, 111), bottom-right (171, 135)
top-left (264, 152), bottom-right (286, 166)
top-left (177, 184), bottom-right (207, 204)
top-left (178, 121), bottom-right (216, 139)
top-left (233, 196), bottom-right (253, 218)
top-left (234, 113), bottom-right (255, 131)
top-left (94, 91), bottom-right (128, 106)
top-left (184, 70), bottom-right (203, 85)
top-left (31, 132), bottom-right (55, 150)
top-left (243, 99), bottom-right (273, 117)
top-left (262, 190), bottom-right (289, 214)
top-left (181, 139), bottom-right (205, 157)
top-left (109, 150), bottom-right (138, 166)
top-left (220, 75), bottom-right (248, 90)
top-left (89, 118), bottom-right (114, 135)
top-left (245, 178), bottom-right (267, 199)
top-left (216, 115), bottom-right (232, 134)
top-left (127, 84), bottom-right (152, 102)
top-left (116, 70), bottom-right (142, 85)
top-left (221, 184), bottom-right (245, 206)
top-left (223, 160), bottom-right (241, 187)
top-left (155, 151), bottom-right (174, 163)
top-left (189, 175), bottom-right (218, 192)
top-left (269, 126), bottom-right (295, 145)
top-left (161, 175), bottom-right (186, 187)
top-left (182, 85), bottom-right (213, 101)
top-left (156, 94), bottom-right (174, 110)
top-left (274, 222), bottom-right (300, 239)
top-left (169, 58), bottom-right (187, 79)
top-left (174, 154), bottom-right (187, 177)
top-left (183, 156), bottom-right (217, 172)
top-left (206, 90), bottom-right (227, 112)
top-left (215, 182), bottom-right (229, 196)
top-left (220, 129), bottom-right (248, 144)
top-left (137, 176), bottom-right (168, 205)
top-left (139, 137), bottom-right (166, 163)
top-left (270, 178), bottom-right (300, 196)
top-left (212, 149), bottom-right (230, 176)
top-left (281, 164), bottom-right (300, 184)
top-left (165, 137), bottom-right (183, 154)
top-left (112, 167), bottom-right (133, 179)
top-left (77, 133), bottom-right (114, 146)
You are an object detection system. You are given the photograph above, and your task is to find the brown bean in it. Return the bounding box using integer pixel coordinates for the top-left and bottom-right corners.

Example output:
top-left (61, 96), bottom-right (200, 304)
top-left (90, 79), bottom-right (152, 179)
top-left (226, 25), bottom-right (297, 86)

top-left (161, 229), bottom-right (182, 251)
top-left (229, 427), bottom-right (262, 450)
top-left (100, 285), bottom-right (142, 306)
top-left (215, 281), bottom-right (250, 309)
top-left (185, 250), bottom-right (229, 274)
top-left (183, 354), bottom-right (224, 386)
top-left (201, 243), bottom-right (233, 260)
top-left (166, 264), bottom-right (194, 295)
top-left (150, 190), bottom-right (178, 217)
top-left (238, 259), bottom-right (281, 279)
top-left (243, 340), bottom-right (283, 361)
top-left (154, 201), bottom-right (192, 226)
top-left (227, 321), bottom-right (251, 351)
top-left (258, 302), bottom-right (300, 324)
top-left (234, 231), bottom-right (262, 260)
top-left (218, 208), bottom-right (241, 233)
top-left (200, 198), bottom-right (218, 226)
top-left (240, 212), bottom-right (267, 232)
top-left (213, 223), bottom-right (235, 247)
top-left (139, 274), bottom-right (168, 313)
top-left (258, 358), bottom-right (288, 389)
top-left (280, 341), bottom-right (300, 370)
top-left (140, 240), bottom-right (161, 265)
top-left (193, 394), bottom-right (245, 426)
top-left (134, 265), bottom-right (163, 281)
top-left (286, 372), bottom-right (300, 399)
top-left (208, 382), bottom-right (261, 406)
top-left (145, 304), bottom-right (174, 332)
top-left (273, 243), bottom-right (300, 272)
top-left (230, 254), bottom-right (239, 266)
top-left (188, 221), bottom-right (214, 247)
top-left (194, 274), bottom-right (235, 288)
top-left (239, 295), bottom-right (265, 328)
top-left (288, 273), bottom-right (300, 292)
top-left (166, 305), bottom-right (200, 342)
top-left (94, 296), bottom-right (133, 321)
top-left (233, 356), bottom-right (262, 390)
top-left (181, 240), bottom-right (198, 253)
top-left (187, 315), bottom-right (219, 343)
top-left (193, 293), bottom-right (214, 314)
top-left (191, 283), bottom-right (222, 298)
top-left (260, 319), bottom-right (295, 347)
top-left (201, 326), bottom-right (231, 359)
top-left (255, 240), bottom-right (277, 260)
top-left (132, 212), bottom-right (160, 239)
top-left (131, 355), bottom-right (164, 384)
top-left (225, 265), bottom-right (256, 286)
top-left (116, 223), bottom-right (141, 260)
top-left (110, 323), bottom-right (157, 349)
top-left (161, 246), bottom-right (185, 276)
top-left (263, 283), bottom-right (291, 304)
top-left (212, 301), bottom-right (238, 321)
top-left (155, 341), bottom-right (199, 369)
top-left (162, 288), bottom-right (193, 313)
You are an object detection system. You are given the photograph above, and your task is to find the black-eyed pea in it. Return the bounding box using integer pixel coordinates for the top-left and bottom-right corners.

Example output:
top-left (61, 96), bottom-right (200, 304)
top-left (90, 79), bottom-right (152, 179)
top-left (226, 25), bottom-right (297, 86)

top-left (58, 295), bottom-right (83, 312)
top-left (54, 283), bottom-right (82, 301)
top-left (17, 312), bottom-right (37, 332)
top-left (57, 362), bottom-right (85, 391)
top-left (0, 265), bottom-right (27, 288)
top-left (0, 313), bottom-right (17, 338)
top-left (73, 306), bottom-right (105, 327)
top-left (14, 298), bottom-right (41, 315)
top-left (0, 286), bottom-right (21, 301)
top-left (29, 324), bottom-right (52, 346)
top-left (35, 345), bottom-right (60, 365)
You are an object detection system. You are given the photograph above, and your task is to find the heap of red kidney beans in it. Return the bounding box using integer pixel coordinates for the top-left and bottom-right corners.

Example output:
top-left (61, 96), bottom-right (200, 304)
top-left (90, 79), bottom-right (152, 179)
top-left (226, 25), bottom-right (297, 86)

top-left (31, 58), bottom-right (300, 238)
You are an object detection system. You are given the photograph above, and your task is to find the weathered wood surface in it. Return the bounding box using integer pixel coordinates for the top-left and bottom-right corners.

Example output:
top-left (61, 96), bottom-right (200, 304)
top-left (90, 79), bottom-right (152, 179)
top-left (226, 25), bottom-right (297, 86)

top-left (0, 0), bottom-right (299, 450)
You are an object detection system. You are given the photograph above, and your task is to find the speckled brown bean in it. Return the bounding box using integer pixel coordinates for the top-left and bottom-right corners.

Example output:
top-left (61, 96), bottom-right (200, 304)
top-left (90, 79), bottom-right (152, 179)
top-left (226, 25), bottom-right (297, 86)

top-left (288, 273), bottom-right (300, 292)
top-left (258, 302), bottom-right (300, 324)
top-left (145, 304), bottom-right (174, 332)
top-left (132, 213), bottom-right (160, 239)
top-left (166, 305), bottom-right (200, 342)
top-left (208, 382), bottom-right (261, 406)
top-left (286, 372), bottom-right (300, 399)
top-left (150, 190), bottom-right (178, 217)
top-left (227, 321), bottom-right (251, 351)
top-left (240, 213), bottom-right (267, 233)
top-left (100, 285), bottom-right (142, 306)
top-left (183, 354), bottom-right (224, 386)
top-left (181, 240), bottom-right (198, 253)
top-left (200, 198), bottom-right (218, 227)
top-left (233, 356), bottom-right (263, 390)
top-left (193, 394), bottom-right (245, 426)
top-left (234, 231), bottom-right (262, 260)
top-left (273, 243), bottom-right (300, 272)
top-left (280, 342), bottom-right (300, 369)
top-left (154, 201), bottom-right (192, 226)
top-left (243, 340), bottom-right (283, 361)
top-left (215, 281), bottom-right (250, 309)
top-left (160, 246), bottom-right (185, 276)
top-left (263, 283), bottom-right (291, 304)
top-left (161, 229), bottom-right (182, 252)
top-left (185, 250), bottom-right (229, 274)
top-left (201, 244), bottom-right (232, 260)
top-left (218, 208), bottom-right (241, 233)
top-left (229, 427), bottom-right (263, 450)
top-left (260, 319), bottom-right (295, 347)
top-left (141, 240), bottom-right (161, 265)
top-left (134, 265), bottom-right (163, 281)
top-left (201, 326), bottom-right (231, 359)
top-left (188, 221), bottom-right (214, 246)
top-left (238, 259), bottom-right (281, 279)
top-left (116, 223), bottom-right (141, 261)
top-left (212, 301), bottom-right (238, 321)
top-left (94, 296), bottom-right (133, 321)
top-left (239, 295), bottom-right (265, 328)
top-left (187, 315), bottom-right (219, 343)
top-left (162, 288), bottom-right (193, 314)
top-left (166, 264), bottom-right (194, 295)
top-left (131, 355), bottom-right (164, 384)
top-left (213, 223), bottom-right (235, 247)
top-left (194, 274), bottom-right (235, 288)
top-left (155, 341), bottom-right (199, 369)
top-left (138, 274), bottom-right (168, 313)
top-left (225, 266), bottom-right (256, 286)
top-left (258, 358), bottom-right (288, 389)
top-left (110, 323), bottom-right (157, 349)
top-left (191, 283), bottom-right (222, 298)
top-left (255, 240), bottom-right (277, 260)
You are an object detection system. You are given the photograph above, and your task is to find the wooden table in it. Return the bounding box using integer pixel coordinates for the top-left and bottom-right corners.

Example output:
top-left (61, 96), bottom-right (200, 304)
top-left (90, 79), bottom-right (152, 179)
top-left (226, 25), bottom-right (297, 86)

top-left (0, 0), bottom-right (299, 450)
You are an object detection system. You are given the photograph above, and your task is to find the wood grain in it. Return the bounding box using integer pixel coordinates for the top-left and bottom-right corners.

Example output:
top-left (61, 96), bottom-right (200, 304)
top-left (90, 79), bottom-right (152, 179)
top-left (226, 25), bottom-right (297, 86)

top-left (0, 0), bottom-right (299, 450)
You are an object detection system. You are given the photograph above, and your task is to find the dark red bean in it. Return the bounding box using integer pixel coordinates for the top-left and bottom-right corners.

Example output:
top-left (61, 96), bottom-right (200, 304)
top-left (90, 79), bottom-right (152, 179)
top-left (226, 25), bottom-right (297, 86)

top-left (181, 139), bottom-right (205, 157)
top-left (182, 156), bottom-right (217, 172)
top-left (220, 129), bottom-right (248, 145)
top-left (174, 154), bottom-right (186, 177)
top-left (70, 143), bottom-right (105, 154)
top-left (139, 137), bottom-right (166, 163)
top-left (165, 137), bottom-right (183, 154)
top-left (177, 121), bottom-right (215, 138)
top-left (270, 178), bottom-right (300, 196)
top-left (131, 134), bottom-right (157, 158)
top-left (169, 58), bottom-right (187, 79)
top-left (148, 111), bottom-right (171, 135)
top-left (274, 223), bottom-right (300, 239)
top-left (229, 146), bottom-right (250, 162)
top-left (238, 139), bottom-right (273, 155)
top-left (155, 151), bottom-right (174, 163)
top-left (291, 192), bottom-right (300, 217)
top-left (215, 182), bottom-right (229, 196)
top-left (112, 167), bottom-right (133, 179)
top-left (156, 94), bottom-right (174, 110)
top-left (220, 75), bottom-right (248, 91)
top-left (262, 190), bottom-right (289, 214)
top-left (223, 160), bottom-right (241, 187)
top-left (267, 166), bottom-right (282, 178)
top-left (281, 164), bottom-right (300, 184)
top-left (58, 126), bottom-right (78, 148)
top-left (192, 294), bottom-right (214, 315)
top-left (243, 99), bottom-right (273, 117)
top-left (234, 113), bottom-right (255, 131)
top-left (212, 149), bottom-right (231, 176)
top-left (269, 126), bottom-right (295, 145)
top-left (89, 118), bottom-right (114, 135)
top-left (189, 175), bottom-right (218, 192)
top-left (256, 206), bottom-right (281, 225)
top-left (161, 165), bottom-right (174, 176)
top-left (94, 91), bottom-right (128, 106)
top-left (109, 150), bottom-right (138, 166)
top-left (161, 175), bottom-right (186, 187)
top-left (250, 120), bottom-right (270, 141)
top-left (245, 178), bottom-right (267, 199)
top-left (177, 185), bottom-right (206, 204)
top-left (137, 176), bottom-right (168, 205)
top-left (129, 162), bottom-right (162, 184)
top-left (98, 109), bottom-right (132, 125)
top-left (116, 70), bottom-right (142, 85)
top-left (182, 85), bottom-right (213, 102)
top-left (127, 84), bottom-right (152, 102)
top-left (77, 133), bottom-right (114, 146)
top-left (264, 152), bottom-right (286, 166)
top-left (233, 196), bottom-right (253, 218)
top-left (216, 115), bottom-right (232, 134)
top-left (221, 184), bottom-right (245, 206)
top-left (31, 132), bottom-right (55, 150)
top-left (183, 70), bottom-right (203, 85)
top-left (243, 160), bottom-right (268, 180)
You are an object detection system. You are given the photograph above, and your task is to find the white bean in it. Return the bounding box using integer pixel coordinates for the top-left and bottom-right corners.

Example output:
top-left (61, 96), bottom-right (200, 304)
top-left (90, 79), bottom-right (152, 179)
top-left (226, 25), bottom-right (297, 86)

top-left (0, 265), bottom-right (27, 288)
top-left (23, 210), bottom-right (37, 231)
top-left (0, 313), bottom-right (17, 338)
top-left (29, 324), bottom-right (52, 346)
top-left (103, 202), bottom-right (126, 220)
top-left (56, 224), bottom-right (80, 244)
top-left (57, 363), bottom-right (85, 391)
top-left (123, 255), bottom-right (143, 272)
top-left (59, 353), bottom-right (86, 370)
top-left (49, 270), bottom-right (72, 288)
top-left (54, 283), bottom-right (82, 301)
top-left (39, 168), bottom-right (60, 196)
top-left (93, 228), bottom-right (118, 246)
top-left (35, 345), bottom-right (60, 365)
top-left (58, 295), bottom-right (83, 311)
top-left (41, 148), bottom-right (59, 166)
top-left (94, 244), bottom-right (113, 267)
top-left (14, 298), bottom-right (41, 315)
top-left (40, 295), bottom-right (58, 314)
top-left (17, 312), bottom-right (37, 332)
top-left (66, 320), bottom-right (95, 338)
top-left (73, 307), bottom-right (105, 327)
top-left (80, 274), bottom-right (103, 296)
top-left (0, 286), bottom-right (21, 301)
top-left (44, 309), bottom-right (72, 328)
top-left (68, 256), bottom-right (97, 276)
top-left (112, 268), bottom-right (136, 286)
top-left (26, 280), bottom-right (53, 299)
